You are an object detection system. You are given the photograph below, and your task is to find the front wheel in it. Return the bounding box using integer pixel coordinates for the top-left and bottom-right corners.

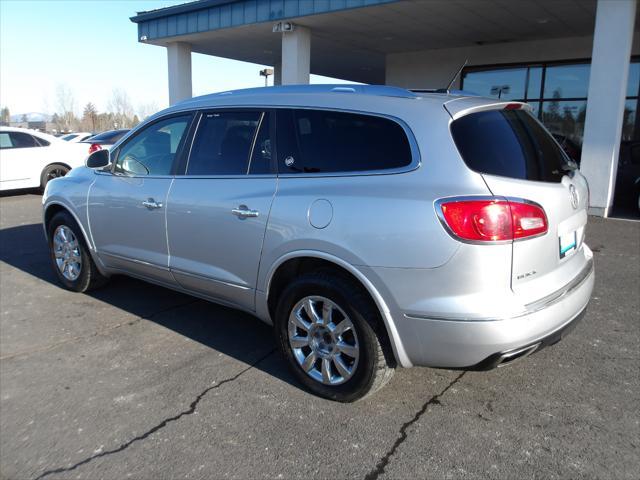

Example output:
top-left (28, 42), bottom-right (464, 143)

top-left (47, 211), bottom-right (108, 292)
top-left (275, 271), bottom-right (394, 402)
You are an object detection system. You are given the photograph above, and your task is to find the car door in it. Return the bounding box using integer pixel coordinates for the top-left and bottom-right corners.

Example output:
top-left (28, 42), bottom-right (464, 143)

top-left (166, 110), bottom-right (277, 310)
top-left (0, 131), bottom-right (45, 189)
top-left (88, 114), bottom-right (193, 286)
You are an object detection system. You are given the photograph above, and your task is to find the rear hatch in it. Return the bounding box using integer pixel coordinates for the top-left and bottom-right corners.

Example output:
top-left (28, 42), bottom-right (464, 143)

top-left (448, 101), bottom-right (591, 303)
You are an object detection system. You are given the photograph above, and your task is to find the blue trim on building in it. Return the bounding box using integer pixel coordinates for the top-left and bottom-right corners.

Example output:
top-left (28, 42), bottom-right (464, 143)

top-left (131, 0), bottom-right (400, 41)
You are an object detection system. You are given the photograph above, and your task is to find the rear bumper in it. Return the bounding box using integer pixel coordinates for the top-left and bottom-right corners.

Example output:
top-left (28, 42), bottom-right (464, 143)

top-left (389, 256), bottom-right (594, 368)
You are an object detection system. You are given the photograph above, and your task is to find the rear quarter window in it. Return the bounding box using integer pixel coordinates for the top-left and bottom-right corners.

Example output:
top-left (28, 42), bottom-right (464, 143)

top-left (450, 109), bottom-right (571, 183)
top-left (277, 109), bottom-right (413, 174)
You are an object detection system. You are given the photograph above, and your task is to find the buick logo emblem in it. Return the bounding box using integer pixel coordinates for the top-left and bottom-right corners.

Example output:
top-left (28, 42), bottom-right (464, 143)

top-left (569, 184), bottom-right (578, 209)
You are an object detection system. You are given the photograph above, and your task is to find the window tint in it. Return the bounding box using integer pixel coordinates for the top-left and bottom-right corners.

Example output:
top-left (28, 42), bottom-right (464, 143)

top-left (8, 132), bottom-right (40, 148)
top-left (35, 137), bottom-right (50, 147)
top-left (114, 116), bottom-right (190, 176)
top-left (277, 109), bottom-right (412, 174)
top-left (187, 111), bottom-right (261, 175)
top-left (451, 109), bottom-right (571, 183)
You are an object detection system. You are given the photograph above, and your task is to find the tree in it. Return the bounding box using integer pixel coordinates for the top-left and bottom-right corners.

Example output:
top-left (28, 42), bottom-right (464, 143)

top-left (82, 102), bottom-right (98, 132)
top-left (55, 84), bottom-right (78, 132)
top-left (0, 107), bottom-right (10, 125)
top-left (137, 101), bottom-right (158, 120)
top-left (107, 88), bottom-right (135, 128)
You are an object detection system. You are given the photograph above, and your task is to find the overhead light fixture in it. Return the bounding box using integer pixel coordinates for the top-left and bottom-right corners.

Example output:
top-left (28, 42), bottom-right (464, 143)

top-left (273, 21), bottom-right (295, 33)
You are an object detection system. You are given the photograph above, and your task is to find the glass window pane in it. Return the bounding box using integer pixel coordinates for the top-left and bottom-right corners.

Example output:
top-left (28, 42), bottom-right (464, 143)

top-left (0, 132), bottom-right (13, 148)
top-left (451, 109), bottom-right (570, 183)
top-left (9, 132), bottom-right (39, 148)
top-left (526, 67), bottom-right (543, 100)
top-left (622, 99), bottom-right (637, 142)
top-left (627, 62), bottom-right (639, 98)
top-left (187, 111), bottom-right (261, 175)
top-left (542, 100), bottom-right (587, 148)
top-left (462, 68), bottom-right (527, 100)
top-left (280, 110), bottom-right (412, 174)
top-left (116, 116), bottom-right (190, 176)
top-left (543, 64), bottom-right (590, 99)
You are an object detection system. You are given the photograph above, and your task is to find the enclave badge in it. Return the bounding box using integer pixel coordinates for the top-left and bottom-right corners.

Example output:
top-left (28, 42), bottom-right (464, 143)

top-left (569, 184), bottom-right (578, 209)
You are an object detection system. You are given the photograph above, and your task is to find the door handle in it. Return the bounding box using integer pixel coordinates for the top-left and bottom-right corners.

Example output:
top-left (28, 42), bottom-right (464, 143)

top-left (232, 205), bottom-right (259, 218)
top-left (142, 198), bottom-right (163, 210)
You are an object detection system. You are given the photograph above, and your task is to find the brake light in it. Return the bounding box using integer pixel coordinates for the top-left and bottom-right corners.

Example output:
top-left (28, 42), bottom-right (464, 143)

top-left (88, 143), bottom-right (102, 154)
top-left (504, 103), bottom-right (522, 110)
top-left (438, 198), bottom-right (547, 242)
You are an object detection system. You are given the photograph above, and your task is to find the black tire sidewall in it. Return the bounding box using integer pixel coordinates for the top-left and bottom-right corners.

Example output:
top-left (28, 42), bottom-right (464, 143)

top-left (47, 212), bottom-right (92, 292)
top-left (41, 164), bottom-right (69, 189)
top-left (275, 274), bottom-right (380, 402)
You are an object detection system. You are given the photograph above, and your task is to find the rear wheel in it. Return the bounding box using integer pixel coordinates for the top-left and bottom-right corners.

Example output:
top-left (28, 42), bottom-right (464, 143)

top-left (275, 271), bottom-right (394, 402)
top-left (40, 164), bottom-right (70, 191)
top-left (47, 211), bottom-right (108, 292)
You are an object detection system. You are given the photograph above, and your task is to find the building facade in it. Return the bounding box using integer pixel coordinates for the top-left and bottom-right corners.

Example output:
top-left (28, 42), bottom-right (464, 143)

top-left (131, 0), bottom-right (639, 217)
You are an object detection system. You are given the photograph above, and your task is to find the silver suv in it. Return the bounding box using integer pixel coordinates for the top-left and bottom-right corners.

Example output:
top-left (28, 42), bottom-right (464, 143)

top-left (42, 85), bottom-right (594, 402)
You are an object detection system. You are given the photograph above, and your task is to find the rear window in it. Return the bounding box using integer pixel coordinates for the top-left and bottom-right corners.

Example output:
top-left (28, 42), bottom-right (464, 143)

top-left (277, 109), bottom-right (413, 174)
top-left (450, 109), bottom-right (571, 183)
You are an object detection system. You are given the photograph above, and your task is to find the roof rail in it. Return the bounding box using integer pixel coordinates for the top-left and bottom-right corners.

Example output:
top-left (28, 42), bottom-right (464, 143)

top-left (206, 84), bottom-right (419, 99)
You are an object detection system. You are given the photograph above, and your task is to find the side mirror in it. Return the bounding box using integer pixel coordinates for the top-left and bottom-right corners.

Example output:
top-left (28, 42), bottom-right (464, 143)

top-left (86, 149), bottom-right (110, 168)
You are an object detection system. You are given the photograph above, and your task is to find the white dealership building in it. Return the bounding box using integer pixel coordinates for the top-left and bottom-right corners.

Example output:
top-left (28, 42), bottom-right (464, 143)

top-left (131, 0), bottom-right (639, 217)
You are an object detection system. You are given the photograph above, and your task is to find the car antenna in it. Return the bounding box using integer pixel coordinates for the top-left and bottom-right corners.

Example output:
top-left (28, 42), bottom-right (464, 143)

top-left (444, 59), bottom-right (468, 93)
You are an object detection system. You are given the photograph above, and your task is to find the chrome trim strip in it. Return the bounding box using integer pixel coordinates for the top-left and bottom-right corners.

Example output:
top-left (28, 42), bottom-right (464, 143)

top-left (404, 257), bottom-right (593, 322)
top-left (170, 267), bottom-right (251, 291)
top-left (100, 252), bottom-right (170, 271)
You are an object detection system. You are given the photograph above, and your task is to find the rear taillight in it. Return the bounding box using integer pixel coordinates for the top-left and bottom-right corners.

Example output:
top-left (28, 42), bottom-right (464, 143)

top-left (437, 197), bottom-right (547, 243)
top-left (88, 143), bottom-right (102, 154)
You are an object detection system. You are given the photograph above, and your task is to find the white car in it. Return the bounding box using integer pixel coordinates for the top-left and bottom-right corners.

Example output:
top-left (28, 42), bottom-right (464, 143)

top-left (0, 127), bottom-right (88, 191)
top-left (60, 132), bottom-right (94, 143)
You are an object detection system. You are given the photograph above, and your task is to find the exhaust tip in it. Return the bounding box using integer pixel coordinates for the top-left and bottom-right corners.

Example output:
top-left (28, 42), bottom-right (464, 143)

top-left (497, 343), bottom-right (541, 367)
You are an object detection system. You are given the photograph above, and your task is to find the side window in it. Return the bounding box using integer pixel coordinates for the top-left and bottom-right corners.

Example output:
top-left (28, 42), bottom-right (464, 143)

top-left (0, 133), bottom-right (13, 149)
top-left (186, 111), bottom-right (262, 175)
top-left (277, 109), bottom-right (413, 174)
top-left (8, 132), bottom-right (40, 149)
top-left (35, 137), bottom-right (50, 147)
top-left (114, 115), bottom-right (190, 176)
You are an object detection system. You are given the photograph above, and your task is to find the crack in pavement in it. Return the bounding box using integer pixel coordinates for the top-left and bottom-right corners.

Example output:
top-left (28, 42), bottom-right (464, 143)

top-left (364, 371), bottom-right (466, 480)
top-left (33, 348), bottom-right (277, 480)
top-left (0, 299), bottom-right (201, 361)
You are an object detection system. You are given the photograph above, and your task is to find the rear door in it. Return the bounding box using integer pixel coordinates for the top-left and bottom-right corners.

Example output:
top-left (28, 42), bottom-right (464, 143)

top-left (450, 106), bottom-right (591, 303)
top-left (166, 110), bottom-right (276, 310)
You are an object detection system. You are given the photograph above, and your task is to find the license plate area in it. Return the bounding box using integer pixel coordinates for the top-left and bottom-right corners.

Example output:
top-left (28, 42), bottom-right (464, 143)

top-left (559, 231), bottom-right (577, 259)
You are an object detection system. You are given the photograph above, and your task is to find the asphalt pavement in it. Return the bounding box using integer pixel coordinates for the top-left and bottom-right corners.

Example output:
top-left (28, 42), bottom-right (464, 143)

top-left (0, 192), bottom-right (638, 480)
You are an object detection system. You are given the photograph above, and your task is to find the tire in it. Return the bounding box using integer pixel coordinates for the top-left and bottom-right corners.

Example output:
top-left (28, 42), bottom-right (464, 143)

top-left (40, 164), bottom-right (70, 191)
top-left (275, 271), bottom-right (395, 402)
top-left (47, 211), bottom-right (108, 292)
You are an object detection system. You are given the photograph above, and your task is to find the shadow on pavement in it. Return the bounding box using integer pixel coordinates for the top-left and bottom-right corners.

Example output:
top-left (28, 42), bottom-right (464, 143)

top-left (0, 222), bottom-right (299, 391)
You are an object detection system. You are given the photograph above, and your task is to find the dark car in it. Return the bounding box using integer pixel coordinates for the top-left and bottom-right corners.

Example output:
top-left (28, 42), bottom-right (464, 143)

top-left (81, 129), bottom-right (130, 155)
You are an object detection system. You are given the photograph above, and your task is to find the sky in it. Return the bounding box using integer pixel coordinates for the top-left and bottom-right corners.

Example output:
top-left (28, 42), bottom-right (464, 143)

top-left (0, 0), bottom-right (348, 117)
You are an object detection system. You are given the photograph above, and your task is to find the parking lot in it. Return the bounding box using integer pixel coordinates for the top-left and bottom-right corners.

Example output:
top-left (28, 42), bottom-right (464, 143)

top-left (0, 192), bottom-right (638, 479)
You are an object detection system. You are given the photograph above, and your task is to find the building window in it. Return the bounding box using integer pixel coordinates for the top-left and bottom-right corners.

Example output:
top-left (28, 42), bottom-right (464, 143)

top-left (461, 59), bottom-right (640, 157)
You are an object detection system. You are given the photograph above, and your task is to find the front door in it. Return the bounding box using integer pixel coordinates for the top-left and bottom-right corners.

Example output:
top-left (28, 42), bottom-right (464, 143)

top-left (167, 110), bottom-right (276, 310)
top-left (88, 114), bottom-right (192, 285)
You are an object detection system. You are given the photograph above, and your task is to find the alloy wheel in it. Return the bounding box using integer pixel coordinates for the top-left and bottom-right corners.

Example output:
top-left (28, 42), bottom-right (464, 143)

top-left (288, 296), bottom-right (360, 385)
